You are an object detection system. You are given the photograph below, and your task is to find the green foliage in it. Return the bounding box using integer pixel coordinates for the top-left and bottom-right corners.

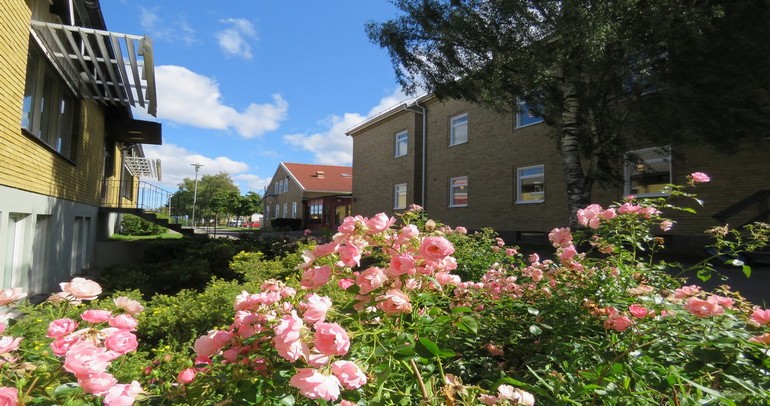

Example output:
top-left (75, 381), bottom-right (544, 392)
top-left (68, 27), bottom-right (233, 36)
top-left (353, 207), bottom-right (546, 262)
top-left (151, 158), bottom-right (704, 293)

top-left (118, 214), bottom-right (166, 236)
top-left (229, 251), bottom-right (297, 283)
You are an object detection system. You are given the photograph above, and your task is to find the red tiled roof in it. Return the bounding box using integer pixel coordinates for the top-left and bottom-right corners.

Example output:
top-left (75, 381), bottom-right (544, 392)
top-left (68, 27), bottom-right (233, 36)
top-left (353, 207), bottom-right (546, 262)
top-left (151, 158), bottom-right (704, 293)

top-left (282, 163), bottom-right (352, 193)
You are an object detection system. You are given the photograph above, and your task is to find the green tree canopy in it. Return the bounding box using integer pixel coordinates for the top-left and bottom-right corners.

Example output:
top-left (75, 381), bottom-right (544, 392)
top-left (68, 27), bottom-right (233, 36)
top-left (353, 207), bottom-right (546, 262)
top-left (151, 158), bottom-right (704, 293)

top-left (367, 0), bottom-right (770, 224)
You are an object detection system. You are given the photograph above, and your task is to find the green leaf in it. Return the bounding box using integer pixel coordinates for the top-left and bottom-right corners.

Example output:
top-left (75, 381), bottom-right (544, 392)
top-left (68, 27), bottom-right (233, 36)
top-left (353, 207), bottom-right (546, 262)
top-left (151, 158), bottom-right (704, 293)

top-left (53, 383), bottom-right (80, 396)
top-left (527, 307), bottom-right (540, 316)
top-left (458, 315), bottom-right (479, 334)
top-left (451, 306), bottom-right (472, 313)
top-left (742, 264), bottom-right (752, 278)
top-left (696, 268), bottom-right (712, 282)
top-left (416, 337), bottom-right (441, 358)
top-left (529, 324), bottom-right (542, 335)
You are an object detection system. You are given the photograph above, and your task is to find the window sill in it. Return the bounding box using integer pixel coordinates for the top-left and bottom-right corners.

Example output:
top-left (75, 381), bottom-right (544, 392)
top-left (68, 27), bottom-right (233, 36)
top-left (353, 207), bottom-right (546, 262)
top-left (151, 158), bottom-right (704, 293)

top-left (516, 200), bottom-right (545, 205)
top-left (448, 204), bottom-right (468, 208)
top-left (449, 141), bottom-right (468, 147)
top-left (515, 121), bottom-right (544, 130)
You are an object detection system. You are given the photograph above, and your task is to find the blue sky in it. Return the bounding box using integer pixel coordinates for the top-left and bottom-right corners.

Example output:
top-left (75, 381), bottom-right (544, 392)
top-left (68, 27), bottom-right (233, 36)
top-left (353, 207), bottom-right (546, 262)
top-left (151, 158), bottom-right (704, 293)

top-left (100, 1), bottom-right (412, 194)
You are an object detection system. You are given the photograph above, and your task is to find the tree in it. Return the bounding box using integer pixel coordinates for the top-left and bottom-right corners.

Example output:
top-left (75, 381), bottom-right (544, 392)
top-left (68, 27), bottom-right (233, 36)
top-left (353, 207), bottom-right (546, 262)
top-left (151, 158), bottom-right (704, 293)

top-left (367, 0), bottom-right (770, 225)
top-left (172, 172), bottom-right (241, 225)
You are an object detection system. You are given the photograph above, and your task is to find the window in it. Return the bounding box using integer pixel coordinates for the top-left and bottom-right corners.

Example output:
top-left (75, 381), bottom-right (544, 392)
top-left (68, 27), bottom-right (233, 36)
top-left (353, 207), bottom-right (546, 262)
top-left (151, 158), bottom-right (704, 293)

top-left (625, 147), bottom-right (672, 196)
top-left (449, 176), bottom-right (468, 207)
top-left (266, 206), bottom-right (270, 220)
top-left (274, 183), bottom-right (279, 195)
top-left (395, 131), bottom-right (408, 157)
top-left (515, 102), bottom-right (544, 128)
top-left (22, 46), bottom-right (76, 158)
top-left (309, 199), bottom-right (323, 224)
top-left (516, 165), bottom-right (545, 203)
top-left (450, 113), bottom-right (468, 146)
top-left (282, 179), bottom-right (288, 193)
top-left (283, 203), bottom-right (287, 217)
top-left (394, 183), bottom-right (407, 209)
top-left (292, 202), bottom-right (297, 218)
top-left (274, 204), bottom-right (279, 218)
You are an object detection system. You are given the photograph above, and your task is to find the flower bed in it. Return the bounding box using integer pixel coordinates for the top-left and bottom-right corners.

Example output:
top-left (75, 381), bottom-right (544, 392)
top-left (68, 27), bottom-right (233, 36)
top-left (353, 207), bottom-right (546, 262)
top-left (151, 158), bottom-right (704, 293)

top-left (1, 174), bottom-right (769, 405)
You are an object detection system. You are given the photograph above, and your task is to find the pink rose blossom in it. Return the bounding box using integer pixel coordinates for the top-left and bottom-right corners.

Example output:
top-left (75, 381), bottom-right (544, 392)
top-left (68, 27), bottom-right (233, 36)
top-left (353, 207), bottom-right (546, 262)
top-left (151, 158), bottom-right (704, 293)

top-left (419, 236), bottom-right (455, 261)
top-left (289, 368), bottom-right (341, 401)
top-left (366, 213), bottom-right (395, 233)
top-left (628, 304), bottom-right (650, 318)
top-left (684, 297), bottom-right (724, 318)
top-left (673, 285), bottom-right (701, 299)
top-left (548, 227), bottom-right (572, 247)
top-left (78, 372), bottom-right (118, 395)
top-left (604, 315), bottom-right (633, 332)
top-left (301, 265), bottom-right (333, 289)
top-left (109, 314), bottom-right (138, 331)
top-left (275, 338), bottom-right (308, 362)
top-left (274, 311), bottom-right (305, 345)
top-left (103, 380), bottom-right (143, 406)
top-left (0, 387), bottom-right (18, 405)
top-left (376, 289), bottom-right (412, 314)
top-left (0, 288), bottom-right (27, 306)
top-left (479, 394), bottom-right (498, 405)
top-left (176, 368), bottom-right (197, 385)
top-left (312, 242), bottom-right (339, 257)
top-left (193, 330), bottom-right (233, 358)
top-left (559, 245), bottom-right (578, 261)
top-left (388, 253), bottom-right (416, 276)
top-left (105, 330), bottom-right (138, 355)
top-left (750, 307), bottom-right (770, 326)
top-left (47, 318), bottom-right (78, 338)
top-left (63, 341), bottom-right (114, 377)
top-left (338, 215), bottom-right (366, 234)
top-left (396, 224), bottom-right (420, 244)
top-left (331, 360), bottom-right (368, 390)
top-left (660, 220), bottom-right (673, 232)
top-left (454, 226), bottom-right (468, 234)
top-left (50, 335), bottom-right (79, 356)
top-left (0, 336), bottom-right (23, 353)
top-left (617, 202), bottom-right (640, 215)
top-left (356, 267), bottom-right (388, 294)
top-left (60, 277), bottom-right (102, 301)
top-left (300, 294), bottom-right (333, 324)
top-left (313, 322), bottom-right (350, 356)
top-left (707, 295), bottom-right (734, 309)
top-left (81, 309), bottom-right (113, 324)
top-left (338, 244), bottom-right (362, 267)
top-left (689, 172), bottom-right (710, 183)
top-left (113, 297), bottom-right (144, 315)
top-left (749, 333), bottom-right (770, 345)
top-left (528, 253), bottom-right (540, 264)
top-left (338, 278), bottom-right (355, 289)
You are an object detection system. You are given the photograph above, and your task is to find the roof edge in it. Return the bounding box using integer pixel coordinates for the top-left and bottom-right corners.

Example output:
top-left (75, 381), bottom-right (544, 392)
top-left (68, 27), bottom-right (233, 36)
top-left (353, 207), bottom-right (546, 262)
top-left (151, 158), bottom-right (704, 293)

top-left (346, 93), bottom-right (435, 136)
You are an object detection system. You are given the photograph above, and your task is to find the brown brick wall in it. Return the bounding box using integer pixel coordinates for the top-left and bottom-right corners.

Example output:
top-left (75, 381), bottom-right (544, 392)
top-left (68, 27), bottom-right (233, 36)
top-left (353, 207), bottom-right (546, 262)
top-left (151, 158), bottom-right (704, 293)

top-left (0, 0), bottom-right (107, 206)
top-left (351, 96), bottom-right (770, 241)
top-left (264, 165), bottom-right (308, 227)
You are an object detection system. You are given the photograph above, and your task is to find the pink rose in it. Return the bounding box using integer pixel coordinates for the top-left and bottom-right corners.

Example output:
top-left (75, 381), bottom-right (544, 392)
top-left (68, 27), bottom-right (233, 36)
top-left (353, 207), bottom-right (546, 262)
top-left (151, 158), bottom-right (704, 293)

top-left (338, 215), bottom-right (365, 235)
top-left (51, 335), bottom-right (79, 356)
top-left (454, 226), bottom-right (468, 234)
top-left (63, 341), bottom-right (114, 377)
top-left (313, 322), bottom-right (350, 356)
top-left (274, 311), bottom-right (305, 346)
top-left (0, 336), bottom-right (23, 353)
top-left (81, 309), bottom-right (112, 324)
top-left (479, 394), bottom-right (498, 405)
top-left (193, 330), bottom-right (233, 358)
top-left (419, 236), bottom-right (455, 261)
top-left (312, 242), bottom-right (339, 257)
top-left (338, 278), bottom-right (355, 289)
top-left (289, 368), bottom-right (341, 401)
top-left (338, 244), bottom-right (362, 267)
top-left (548, 227), bottom-right (572, 247)
top-left (660, 220), bottom-right (673, 232)
top-left (689, 172), bottom-right (710, 183)
top-left (176, 368), bottom-right (197, 385)
top-left (47, 318), bottom-right (78, 338)
top-left (600, 208), bottom-right (617, 220)
top-left (396, 224), bottom-right (420, 244)
top-left (105, 330), bottom-right (138, 355)
top-left (113, 297), bottom-right (144, 315)
top-left (749, 333), bottom-right (770, 345)
top-left (528, 253), bottom-right (540, 264)
top-left (604, 315), bottom-right (633, 332)
top-left (103, 380), bottom-right (143, 406)
top-left (750, 307), bottom-right (770, 326)
top-left (78, 372), bottom-right (117, 395)
top-left (60, 277), bottom-right (102, 300)
top-left (109, 314), bottom-right (138, 331)
top-left (366, 213), bottom-right (395, 233)
top-left (707, 295), bottom-right (734, 309)
top-left (673, 285), bottom-right (701, 299)
top-left (331, 360), bottom-right (367, 390)
top-left (435, 272), bottom-right (461, 287)
top-left (628, 304), bottom-right (649, 318)
top-left (388, 253), bottom-right (416, 276)
top-left (301, 265), bottom-right (332, 289)
top-left (376, 289), bottom-right (412, 314)
top-left (684, 297), bottom-right (724, 318)
top-left (559, 245), bottom-right (578, 261)
top-left (0, 288), bottom-right (27, 306)
top-left (300, 294), bottom-right (333, 324)
top-left (0, 387), bottom-right (18, 405)
top-left (356, 267), bottom-right (388, 294)
top-left (275, 337), bottom-right (308, 362)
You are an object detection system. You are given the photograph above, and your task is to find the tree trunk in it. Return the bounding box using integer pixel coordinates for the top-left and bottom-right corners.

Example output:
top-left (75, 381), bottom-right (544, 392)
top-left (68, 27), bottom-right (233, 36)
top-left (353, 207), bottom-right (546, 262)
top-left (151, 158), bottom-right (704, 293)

top-left (560, 78), bottom-right (592, 228)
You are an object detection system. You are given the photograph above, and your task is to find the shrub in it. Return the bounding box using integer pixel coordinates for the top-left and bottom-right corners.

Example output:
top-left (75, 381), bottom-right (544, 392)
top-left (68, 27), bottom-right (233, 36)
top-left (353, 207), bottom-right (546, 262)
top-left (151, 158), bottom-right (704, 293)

top-left (270, 218), bottom-right (302, 231)
top-left (118, 214), bottom-right (166, 236)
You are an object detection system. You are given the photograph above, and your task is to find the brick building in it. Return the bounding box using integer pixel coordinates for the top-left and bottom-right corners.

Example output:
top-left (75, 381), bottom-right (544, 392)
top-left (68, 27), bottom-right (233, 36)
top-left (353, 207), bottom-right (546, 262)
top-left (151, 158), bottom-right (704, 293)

top-left (263, 163), bottom-right (353, 232)
top-left (1, 0), bottom-right (162, 293)
top-left (347, 95), bottom-right (770, 250)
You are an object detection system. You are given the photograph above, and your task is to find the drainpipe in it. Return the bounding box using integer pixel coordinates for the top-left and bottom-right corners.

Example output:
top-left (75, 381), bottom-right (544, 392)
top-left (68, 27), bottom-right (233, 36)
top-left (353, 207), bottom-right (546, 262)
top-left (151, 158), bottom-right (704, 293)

top-left (405, 100), bottom-right (427, 207)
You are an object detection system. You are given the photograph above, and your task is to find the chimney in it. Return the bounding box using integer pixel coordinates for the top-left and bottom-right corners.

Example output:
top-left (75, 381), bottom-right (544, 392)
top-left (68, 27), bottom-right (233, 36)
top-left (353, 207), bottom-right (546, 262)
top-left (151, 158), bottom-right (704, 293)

top-left (315, 170), bottom-right (325, 178)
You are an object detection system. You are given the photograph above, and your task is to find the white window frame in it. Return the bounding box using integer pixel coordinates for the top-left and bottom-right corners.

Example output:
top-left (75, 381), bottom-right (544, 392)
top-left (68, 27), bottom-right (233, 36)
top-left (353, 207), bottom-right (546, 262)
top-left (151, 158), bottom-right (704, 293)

top-left (624, 146), bottom-right (672, 197)
top-left (394, 183), bottom-right (407, 210)
top-left (516, 165), bottom-right (545, 204)
top-left (292, 202), bottom-right (297, 218)
top-left (283, 203), bottom-right (287, 217)
top-left (274, 204), bottom-right (279, 218)
top-left (449, 176), bottom-right (468, 207)
top-left (395, 130), bottom-right (408, 157)
top-left (515, 101), bottom-right (544, 129)
top-left (449, 113), bottom-right (468, 146)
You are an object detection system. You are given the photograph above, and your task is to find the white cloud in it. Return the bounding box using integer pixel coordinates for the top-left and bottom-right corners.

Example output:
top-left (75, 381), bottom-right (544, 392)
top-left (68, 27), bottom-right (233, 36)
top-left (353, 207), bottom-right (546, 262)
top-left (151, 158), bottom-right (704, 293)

top-left (282, 88), bottom-right (413, 165)
top-left (143, 144), bottom-right (250, 191)
top-left (139, 8), bottom-right (196, 46)
top-left (234, 174), bottom-right (273, 193)
top-left (216, 18), bottom-right (258, 59)
top-left (155, 65), bottom-right (288, 138)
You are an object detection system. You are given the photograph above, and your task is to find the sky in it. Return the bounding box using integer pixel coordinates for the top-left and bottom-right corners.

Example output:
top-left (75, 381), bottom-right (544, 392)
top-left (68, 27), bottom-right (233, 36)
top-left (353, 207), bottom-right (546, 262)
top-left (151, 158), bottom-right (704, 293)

top-left (100, 1), bottom-right (413, 194)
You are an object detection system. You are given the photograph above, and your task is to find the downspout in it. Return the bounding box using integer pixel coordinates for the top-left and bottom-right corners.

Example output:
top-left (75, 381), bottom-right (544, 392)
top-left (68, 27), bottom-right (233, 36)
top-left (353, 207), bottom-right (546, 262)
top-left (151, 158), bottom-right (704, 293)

top-left (405, 101), bottom-right (427, 207)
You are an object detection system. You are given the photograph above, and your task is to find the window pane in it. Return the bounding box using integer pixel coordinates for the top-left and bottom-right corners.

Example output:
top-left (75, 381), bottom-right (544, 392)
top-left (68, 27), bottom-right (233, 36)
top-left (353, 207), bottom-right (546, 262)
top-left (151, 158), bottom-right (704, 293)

top-left (516, 102), bottom-right (544, 128)
top-left (394, 183), bottom-right (407, 209)
top-left (450, 177), bottom-right (468, 206)
top-left (450, 114), bottom-right (468, 145)
top-left (625, 148), bottom-right (671, 196)
top-left (517, 165), bottom-right (544, 203)
top-left (395, 131), bottom-right (408, 157)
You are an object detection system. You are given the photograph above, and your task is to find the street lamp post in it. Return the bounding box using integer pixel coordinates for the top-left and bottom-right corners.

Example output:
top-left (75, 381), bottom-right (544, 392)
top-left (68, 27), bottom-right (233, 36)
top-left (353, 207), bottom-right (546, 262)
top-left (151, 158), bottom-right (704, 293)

top-left (191, 163), bottom-right (203, 228)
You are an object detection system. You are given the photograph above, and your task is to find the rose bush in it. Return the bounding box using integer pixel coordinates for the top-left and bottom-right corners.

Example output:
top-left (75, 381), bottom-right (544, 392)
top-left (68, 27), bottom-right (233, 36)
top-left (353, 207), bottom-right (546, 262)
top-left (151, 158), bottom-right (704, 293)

top-left (1, 174), bottom-right (769, 405)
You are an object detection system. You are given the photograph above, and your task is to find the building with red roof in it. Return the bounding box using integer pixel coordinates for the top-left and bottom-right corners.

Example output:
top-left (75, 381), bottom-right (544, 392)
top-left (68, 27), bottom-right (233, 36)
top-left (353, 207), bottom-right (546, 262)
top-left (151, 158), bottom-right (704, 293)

top-left (263, 163), bottom-right (353, 232)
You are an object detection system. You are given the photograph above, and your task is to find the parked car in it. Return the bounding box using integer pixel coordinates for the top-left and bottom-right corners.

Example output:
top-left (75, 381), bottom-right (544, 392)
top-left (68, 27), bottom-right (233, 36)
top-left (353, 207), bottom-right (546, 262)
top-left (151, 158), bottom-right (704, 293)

top-left (241, 221), bottom-right (261, 228)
